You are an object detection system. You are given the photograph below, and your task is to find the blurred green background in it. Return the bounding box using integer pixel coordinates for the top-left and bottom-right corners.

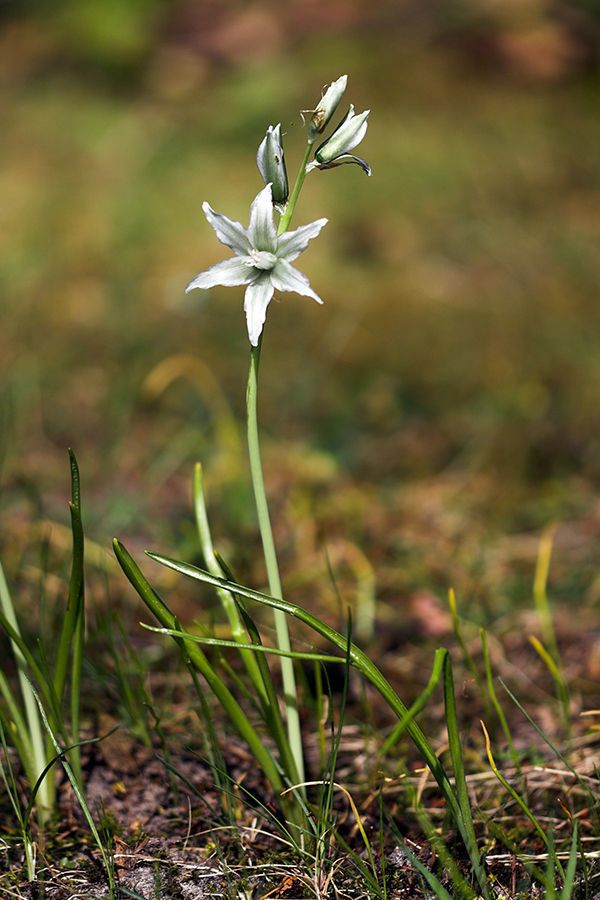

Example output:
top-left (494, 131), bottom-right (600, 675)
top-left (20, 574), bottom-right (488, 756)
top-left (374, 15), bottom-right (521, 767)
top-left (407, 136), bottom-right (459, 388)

top-left (2, 0), bottom-right (600, 617)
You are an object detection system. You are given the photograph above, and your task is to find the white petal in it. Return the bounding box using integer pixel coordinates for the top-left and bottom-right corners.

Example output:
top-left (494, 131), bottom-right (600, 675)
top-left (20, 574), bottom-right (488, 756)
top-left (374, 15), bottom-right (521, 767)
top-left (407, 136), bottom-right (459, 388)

top-left (247, 184), bottom-right (277, 253)
top-left (243, 275), bottom-right (275, 346)
top-left (186, 256), bottom-right (255, 292)
top-left (271, 259), bottom-right (323, 304)
top-left (202, 202), bottom-right (251, 255)
top-left (276, 218), bottom-right (328, 262)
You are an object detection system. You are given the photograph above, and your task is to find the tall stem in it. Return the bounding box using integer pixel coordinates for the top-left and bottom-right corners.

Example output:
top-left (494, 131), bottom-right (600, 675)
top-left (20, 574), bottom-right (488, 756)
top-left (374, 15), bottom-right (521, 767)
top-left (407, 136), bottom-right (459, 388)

top-left (278, 141), bottom-right (313, 234)
top-left (247, 342), bottom-right (305, 789)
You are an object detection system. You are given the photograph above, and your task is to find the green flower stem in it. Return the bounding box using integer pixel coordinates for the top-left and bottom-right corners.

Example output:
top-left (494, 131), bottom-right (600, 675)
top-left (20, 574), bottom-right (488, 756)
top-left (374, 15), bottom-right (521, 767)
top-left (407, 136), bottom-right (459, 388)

top-left (278, 141), bottom-right (313, 235)
top-left (247, 343), bottom-right (305, 790)
top-left (243, 139), bottom-right (316, 791)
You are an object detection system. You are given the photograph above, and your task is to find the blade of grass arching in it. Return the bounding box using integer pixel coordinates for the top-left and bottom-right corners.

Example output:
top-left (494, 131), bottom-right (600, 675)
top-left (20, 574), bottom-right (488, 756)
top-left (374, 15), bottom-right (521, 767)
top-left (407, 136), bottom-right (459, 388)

top-left (0, 562), bottom-right (50, 820)
top-left (113, 540), bottom-right (305, 838)
top-left (561, 824), bottom-right (578, 899)
top-left (32, 693), bottom-right (116, 898)
top-left (480, 720), bottom-right (565, 879)
top-left (140, 626), bottom-right (345, 663)
top-left (529, 635), bottom-right (571, 740)
top-left (381, 648), bottom-right (446, 756)
top-left (442, 653), bottom-right (488, 896)
top-left (194, 463), bottom-right (267, 706)
top-left (448, 589), bottom-right (487, 704)
top-left (479, 629), bottom-right (520, 773)
top-left (145, 551), bottom-right (490, 895)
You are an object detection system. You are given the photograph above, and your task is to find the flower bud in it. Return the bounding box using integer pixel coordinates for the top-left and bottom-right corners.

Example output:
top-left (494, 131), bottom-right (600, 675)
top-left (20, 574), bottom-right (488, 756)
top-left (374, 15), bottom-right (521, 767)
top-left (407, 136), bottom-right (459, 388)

top-left (308, 75), bottom-right (347, 139)
top-left (315, 105), bottom-right (370, 163)
top-left (256, 124), bottom-right (289, 205)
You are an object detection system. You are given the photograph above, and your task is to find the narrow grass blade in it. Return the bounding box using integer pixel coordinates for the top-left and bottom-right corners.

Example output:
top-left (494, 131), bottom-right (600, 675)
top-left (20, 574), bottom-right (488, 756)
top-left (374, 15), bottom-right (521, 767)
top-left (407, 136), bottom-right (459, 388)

top-left (533, 525), bottom-right (559, 661)
top-left (140, 626), bottom-right (345, 662)
top-left (479, 629), bottom-right (520, 773)
top-left (448, 589), bottom-right (486, 699)
top-left (529, 634), bottom-right (571, 739)
top-left (53, 449), bottom-right (85, 705)
top-left (480, 720), bottom-right (564, 879)
top-left (442, 653), bottom-right (488, 896)
top-left (381, 648), bottom-right (446, 756)
top-left (560, 824), bottom-right (578, 899)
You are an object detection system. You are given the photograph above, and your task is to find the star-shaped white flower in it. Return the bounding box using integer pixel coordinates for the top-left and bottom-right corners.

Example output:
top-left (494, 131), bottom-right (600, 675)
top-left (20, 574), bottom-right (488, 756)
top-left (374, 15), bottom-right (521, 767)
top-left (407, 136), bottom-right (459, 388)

top-left (186, 184), bottom-right (327, 346)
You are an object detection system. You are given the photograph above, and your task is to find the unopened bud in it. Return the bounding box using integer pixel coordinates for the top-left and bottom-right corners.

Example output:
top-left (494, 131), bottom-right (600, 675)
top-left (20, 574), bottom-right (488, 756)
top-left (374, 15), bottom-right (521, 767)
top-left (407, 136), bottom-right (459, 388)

top-left (315, 105), bottom-right (370, 163)
top-left (257, 124), bottom-right (289, 205)
top-left (308, 75), bottom-right (347, 139)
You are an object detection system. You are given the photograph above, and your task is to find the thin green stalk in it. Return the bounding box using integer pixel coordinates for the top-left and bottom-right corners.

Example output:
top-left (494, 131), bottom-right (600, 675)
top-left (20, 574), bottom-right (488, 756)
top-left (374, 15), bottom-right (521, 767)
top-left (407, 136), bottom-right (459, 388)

top-left (442, 653), bottom-right (486, 893)
top-left (278, 142), bottom-right (313, 234)
top-left (529, 634), bottom-right (571, 740)
top-left (246, 342), bottom-right (305, 790)
top-left (533, 525), bottom-right (559, 661)
top-left (54, 450), bottom-right (85, 785)
top-left (479, 629), bottom-right (520, 773)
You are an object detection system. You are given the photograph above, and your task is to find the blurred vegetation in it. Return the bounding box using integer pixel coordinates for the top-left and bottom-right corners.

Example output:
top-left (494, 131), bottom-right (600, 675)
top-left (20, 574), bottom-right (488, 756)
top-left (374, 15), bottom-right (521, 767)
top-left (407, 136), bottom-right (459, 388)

top-left (1, 0), bottom-right (600, 621)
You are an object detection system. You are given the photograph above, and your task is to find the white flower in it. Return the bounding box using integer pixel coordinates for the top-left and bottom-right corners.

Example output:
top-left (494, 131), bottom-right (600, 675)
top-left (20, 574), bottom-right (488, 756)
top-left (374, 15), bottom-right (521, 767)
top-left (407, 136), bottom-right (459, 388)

top-left (186, 184), bottom-right (327, 346)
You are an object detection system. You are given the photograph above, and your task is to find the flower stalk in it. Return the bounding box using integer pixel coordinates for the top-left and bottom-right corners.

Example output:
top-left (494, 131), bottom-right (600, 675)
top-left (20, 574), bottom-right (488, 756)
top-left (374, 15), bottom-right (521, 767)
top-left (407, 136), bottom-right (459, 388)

top-left (244, 133), bottom-right (328, 794)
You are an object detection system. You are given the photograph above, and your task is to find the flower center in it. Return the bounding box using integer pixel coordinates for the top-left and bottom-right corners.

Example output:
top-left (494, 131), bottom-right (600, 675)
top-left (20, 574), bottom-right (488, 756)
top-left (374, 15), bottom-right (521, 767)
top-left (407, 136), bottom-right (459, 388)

top-left (249, 249), bottom-right (277, 271)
